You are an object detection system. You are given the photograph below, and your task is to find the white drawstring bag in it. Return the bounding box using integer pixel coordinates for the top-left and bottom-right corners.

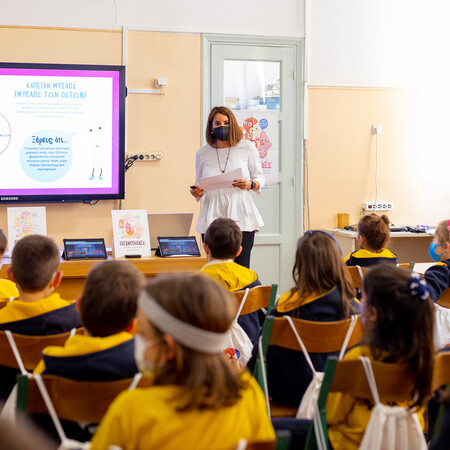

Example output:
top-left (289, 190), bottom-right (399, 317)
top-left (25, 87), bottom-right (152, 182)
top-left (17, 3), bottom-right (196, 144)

top-left (358, 356), bottom-right (427, 450)
top-left (223, 288), bottom-right (253, 367)
top-left (283, 314), bottom-right (359, 420)
top-left (433, 303), bottom-right (450, 349)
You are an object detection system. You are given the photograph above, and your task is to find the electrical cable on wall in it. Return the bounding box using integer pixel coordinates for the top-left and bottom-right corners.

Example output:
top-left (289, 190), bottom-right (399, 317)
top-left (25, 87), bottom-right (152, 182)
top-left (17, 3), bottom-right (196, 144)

top-left (374, 133), bottom-right (379, 212)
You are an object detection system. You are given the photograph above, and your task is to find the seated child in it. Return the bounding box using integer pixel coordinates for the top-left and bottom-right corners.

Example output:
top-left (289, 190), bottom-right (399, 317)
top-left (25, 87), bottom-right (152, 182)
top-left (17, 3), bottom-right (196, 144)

top-left (90, 273), bottom-right (275, 450)
top-left (266, 230), bottom-right (358, 407)
top-left (200, 217), bottom-right (261, 343)
top-left (345, 213), bottom-right (397, 267)
top-left (327, 264), bottom-right (434, 450)
top-left (33, 260), bottom-right (144, 442)
top-left (0, 234), bottom-right (81, 400)
top-left (424, 219), bottom-right (450, 302)
top-left (0, 228), bottom-right (18, 301)
top-left (201, 217), bottom-right (260, 290)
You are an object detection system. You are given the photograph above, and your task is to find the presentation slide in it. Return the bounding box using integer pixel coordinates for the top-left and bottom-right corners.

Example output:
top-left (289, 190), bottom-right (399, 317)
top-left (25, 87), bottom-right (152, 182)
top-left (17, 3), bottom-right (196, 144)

top-left (0, 64), bottom-right (124, 202)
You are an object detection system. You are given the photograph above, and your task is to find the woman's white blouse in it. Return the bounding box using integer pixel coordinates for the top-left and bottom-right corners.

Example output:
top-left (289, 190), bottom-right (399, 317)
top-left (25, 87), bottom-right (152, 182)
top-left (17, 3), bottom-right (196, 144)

top-left (194, 140), bottom-right (265, 233)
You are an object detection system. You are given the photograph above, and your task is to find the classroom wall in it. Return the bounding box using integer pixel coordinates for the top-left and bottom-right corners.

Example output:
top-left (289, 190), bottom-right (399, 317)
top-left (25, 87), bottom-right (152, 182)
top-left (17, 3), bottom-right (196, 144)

top-left (306, 0), bottom-right (450, 230)
top-left (3, 1), bottom-right (450, 241)
top-left (1, 0), bottom-right (305, 37)
top-left (0, 26), bottom-right (202, 246)
top-left (306, 86), bottom-right (421, 229)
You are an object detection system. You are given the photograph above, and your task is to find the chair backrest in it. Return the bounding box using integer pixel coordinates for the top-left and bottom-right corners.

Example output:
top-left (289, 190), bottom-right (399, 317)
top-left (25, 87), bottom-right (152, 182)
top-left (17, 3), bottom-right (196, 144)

top-left (432, 351), bottom-right (450, 392)
top-left (346, 266), bottom-right (369, 289)
top-left (233, 284), bottom-right (278, 316)
top-left (0, 328), bottom-right (83, 371)
top-left (16, 374), bottom-right (152, 423)
top-left (269, 316), bottom-right (363, 354)
top-left (0, 299), bottom-right (12, 310)
top-left (253, 315), bottom-right (363, 407)
top-left (437, 288), bottom-right (450, 309)
top-left (304, 357), bottom-right (415, 450)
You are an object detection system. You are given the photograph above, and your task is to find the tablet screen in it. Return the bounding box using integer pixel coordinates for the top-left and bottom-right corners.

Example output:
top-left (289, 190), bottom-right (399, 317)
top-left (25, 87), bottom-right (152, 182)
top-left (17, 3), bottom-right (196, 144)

top-left (63, 239), bottom-right (108, 260)
top-left (157, 236), bottom-right (201, 257)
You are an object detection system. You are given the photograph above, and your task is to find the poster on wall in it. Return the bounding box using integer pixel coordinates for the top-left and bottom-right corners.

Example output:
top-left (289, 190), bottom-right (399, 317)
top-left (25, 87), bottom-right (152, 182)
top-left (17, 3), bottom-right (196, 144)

top-left (234, 111), bottom-right (279, 187)
top-left (7, 206), bottom-right (47, 253)
top-left (111, 209), bottom-right (151, 258)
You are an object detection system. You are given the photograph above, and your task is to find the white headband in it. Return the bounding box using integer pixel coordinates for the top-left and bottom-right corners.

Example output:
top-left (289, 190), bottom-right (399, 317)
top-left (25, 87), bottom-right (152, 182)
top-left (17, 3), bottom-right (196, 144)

top-left (138, 291), bottom-right (229, 354)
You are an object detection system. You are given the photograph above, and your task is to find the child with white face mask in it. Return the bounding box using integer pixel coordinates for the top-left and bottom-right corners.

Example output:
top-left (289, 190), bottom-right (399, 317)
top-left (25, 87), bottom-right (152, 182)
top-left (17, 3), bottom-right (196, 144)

top-left (91, 273), bottom-right (275, 450)
top-left (424, 219), bottom-right (450, 302)
top-left (0, 228), bottom-right (18, 301)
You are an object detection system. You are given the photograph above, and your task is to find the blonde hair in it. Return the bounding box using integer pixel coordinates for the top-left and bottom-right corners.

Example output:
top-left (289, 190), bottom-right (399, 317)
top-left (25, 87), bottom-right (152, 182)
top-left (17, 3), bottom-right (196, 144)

top-left (142, 273), bottom-right (244, 411)
top-left (358, 213), bottom-right (390, 251)
top-left (434, 220), bottom-right (450, 244)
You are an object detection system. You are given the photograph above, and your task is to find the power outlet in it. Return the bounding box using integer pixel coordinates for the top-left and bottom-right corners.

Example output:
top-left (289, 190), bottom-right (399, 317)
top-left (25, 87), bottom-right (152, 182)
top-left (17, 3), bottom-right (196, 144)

top-left (364, 202), bottom-right (393, 211)
top-left (372, 125), bottom-right (382, 135)
top-left (125, 152), bottom-right (164, 161)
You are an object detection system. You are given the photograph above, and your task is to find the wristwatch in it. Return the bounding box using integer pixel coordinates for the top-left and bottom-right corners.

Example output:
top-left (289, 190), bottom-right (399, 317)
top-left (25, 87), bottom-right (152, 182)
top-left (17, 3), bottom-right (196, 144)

top-left (250, 181), bottom-right (256, 190)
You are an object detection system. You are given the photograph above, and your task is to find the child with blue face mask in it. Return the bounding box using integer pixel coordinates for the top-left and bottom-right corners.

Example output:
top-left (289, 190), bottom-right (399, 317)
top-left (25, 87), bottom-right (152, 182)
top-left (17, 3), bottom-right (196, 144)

top-left (423, 219), bottom-right (450, 302)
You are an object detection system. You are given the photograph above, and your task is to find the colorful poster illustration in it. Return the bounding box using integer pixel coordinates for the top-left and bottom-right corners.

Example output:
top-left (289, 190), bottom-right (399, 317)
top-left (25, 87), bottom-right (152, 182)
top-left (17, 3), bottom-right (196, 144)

top-left (234, 111), bottom-right (279, 187)
top-left (7, 206), bottom-right (47, 253)
top-left (111, 210), bottom-right (151, 257)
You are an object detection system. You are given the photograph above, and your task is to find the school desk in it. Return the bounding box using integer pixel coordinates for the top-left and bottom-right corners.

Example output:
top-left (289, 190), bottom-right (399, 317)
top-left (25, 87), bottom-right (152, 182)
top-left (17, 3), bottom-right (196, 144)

top-left (0, 254), bottom-right (207, 300)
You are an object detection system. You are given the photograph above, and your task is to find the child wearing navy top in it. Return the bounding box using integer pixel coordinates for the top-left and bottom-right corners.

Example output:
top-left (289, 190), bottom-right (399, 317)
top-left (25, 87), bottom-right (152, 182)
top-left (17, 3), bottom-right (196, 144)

top-left (345, 214), bottom-right (397, 267)
top-left (267, 230), bottom-right (359, 407)
top-left (424, 219), bottom-right (450, 302)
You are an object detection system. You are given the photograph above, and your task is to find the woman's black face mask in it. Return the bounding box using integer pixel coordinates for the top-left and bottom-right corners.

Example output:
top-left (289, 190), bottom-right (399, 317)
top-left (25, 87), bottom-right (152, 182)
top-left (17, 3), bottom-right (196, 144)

top-left (212, 126), bottom-right (230, 142)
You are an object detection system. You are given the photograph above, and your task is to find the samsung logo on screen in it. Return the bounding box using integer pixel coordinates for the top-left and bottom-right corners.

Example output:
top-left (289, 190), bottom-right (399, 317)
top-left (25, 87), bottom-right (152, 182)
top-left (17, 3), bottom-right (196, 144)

top-left (1, 197), bottom-right (18, 201)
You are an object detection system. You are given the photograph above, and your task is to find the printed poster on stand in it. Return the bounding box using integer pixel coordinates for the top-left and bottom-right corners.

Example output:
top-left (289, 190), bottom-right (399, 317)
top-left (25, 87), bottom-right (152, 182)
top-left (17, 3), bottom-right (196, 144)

top-left (7, 206), bottom-right (47, 254)
top-left (234, 111), bottom-right (279, 187)
top-left (111, 209), bottom-right (151, 257)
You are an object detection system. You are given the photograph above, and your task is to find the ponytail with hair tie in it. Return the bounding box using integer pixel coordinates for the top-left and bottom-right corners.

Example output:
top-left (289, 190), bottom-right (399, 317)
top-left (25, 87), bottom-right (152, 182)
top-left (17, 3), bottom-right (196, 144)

top-left (408, 272), bottom-right (432, 301)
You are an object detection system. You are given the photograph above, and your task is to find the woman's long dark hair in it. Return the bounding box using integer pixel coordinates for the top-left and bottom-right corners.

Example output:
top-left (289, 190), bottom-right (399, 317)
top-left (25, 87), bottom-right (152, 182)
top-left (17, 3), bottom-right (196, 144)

top-left (362, 264), bottom-right (434, 407)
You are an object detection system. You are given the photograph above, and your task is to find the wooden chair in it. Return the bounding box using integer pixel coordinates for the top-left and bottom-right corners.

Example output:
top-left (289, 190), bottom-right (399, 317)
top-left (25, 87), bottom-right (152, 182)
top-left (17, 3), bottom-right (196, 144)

top-left (254, 316), bottom-right (363, 418)
top-left (304, 357), bottom-right (415, 450)
top-left (431, 351), bottom-right (450, 393)
top-left (0, 299), bottom-right (12, 310)
top-left (16, 373), bottom-right (152, 423)
top-left (0, 328), bottom-right (83, 371)
top-left (346, 266), bottom-right (368, 289)
top-left (347, 263), bottom-right (415, 290)
top-left (232, 284), bottom-right (278, 316)
top-left (437, 288), bottom-right (450, 309)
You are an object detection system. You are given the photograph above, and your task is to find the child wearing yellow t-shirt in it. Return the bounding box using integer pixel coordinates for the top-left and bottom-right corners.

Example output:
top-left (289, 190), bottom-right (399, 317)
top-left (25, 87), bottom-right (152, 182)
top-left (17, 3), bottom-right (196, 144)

top-left (33, 260), bottom-right (144, 443)
top-left (91, 273), bottom-right (275, 450)
top-left (0, 234), bottom-right (81, 400)
top-left (200, 218), bottom-right (261, 345)
top-left (327, 264), bottom-right (434, 450)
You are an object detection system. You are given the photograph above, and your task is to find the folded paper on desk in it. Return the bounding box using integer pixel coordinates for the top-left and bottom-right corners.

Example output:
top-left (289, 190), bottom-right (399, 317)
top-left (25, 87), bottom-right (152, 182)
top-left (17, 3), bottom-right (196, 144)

top-left (199, 168), bottom-right (243, 191)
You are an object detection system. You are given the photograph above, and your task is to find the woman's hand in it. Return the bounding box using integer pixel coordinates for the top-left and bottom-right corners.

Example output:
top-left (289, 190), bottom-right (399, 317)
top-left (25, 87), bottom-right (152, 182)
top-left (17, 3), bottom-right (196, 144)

top-left (190, 186), bottom-right (204, 198)
top-left (232, 179), bottom-right (252, 190)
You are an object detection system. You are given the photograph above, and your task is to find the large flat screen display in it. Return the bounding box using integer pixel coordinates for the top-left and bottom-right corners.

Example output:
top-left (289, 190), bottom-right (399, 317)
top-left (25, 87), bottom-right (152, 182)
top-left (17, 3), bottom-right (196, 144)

top-left (0, 62), bottom-right (126, 204)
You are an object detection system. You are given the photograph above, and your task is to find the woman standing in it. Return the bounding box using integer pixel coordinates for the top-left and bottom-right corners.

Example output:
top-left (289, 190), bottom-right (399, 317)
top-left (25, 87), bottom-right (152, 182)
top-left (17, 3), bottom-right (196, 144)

top-left (190, 106), bottom-right (265, 268)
